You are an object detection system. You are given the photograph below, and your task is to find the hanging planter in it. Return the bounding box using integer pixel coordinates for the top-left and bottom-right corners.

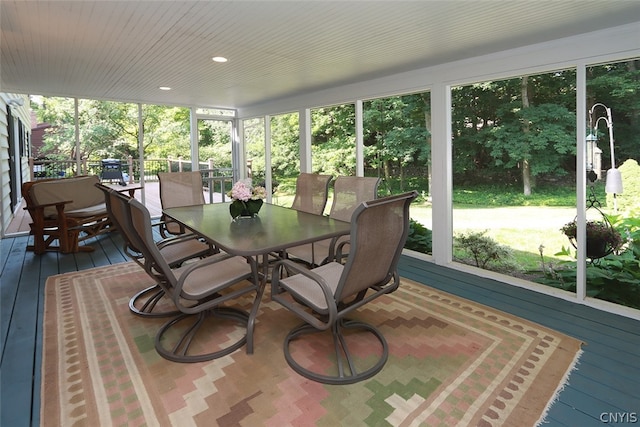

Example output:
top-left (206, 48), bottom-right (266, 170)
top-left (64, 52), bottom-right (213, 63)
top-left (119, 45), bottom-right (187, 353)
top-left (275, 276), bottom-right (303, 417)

top-left (560, 219), bottom-right (623, 260)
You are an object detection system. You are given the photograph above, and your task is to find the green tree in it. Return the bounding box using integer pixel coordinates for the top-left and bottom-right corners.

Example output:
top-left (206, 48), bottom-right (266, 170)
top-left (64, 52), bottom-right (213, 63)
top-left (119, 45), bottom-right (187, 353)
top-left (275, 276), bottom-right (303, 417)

top-left (311, 104), bottom-right (357, 176)
top-left (363, 93), bottom-right (431, 192)
top-left (33, 97), bottom-right (191, 160)
top-left (488, 102), bottom-right (576, 192)
top-left (270, 113), bottom-right (301, 177)
top-left (452, 70), bottom-right (577, 193)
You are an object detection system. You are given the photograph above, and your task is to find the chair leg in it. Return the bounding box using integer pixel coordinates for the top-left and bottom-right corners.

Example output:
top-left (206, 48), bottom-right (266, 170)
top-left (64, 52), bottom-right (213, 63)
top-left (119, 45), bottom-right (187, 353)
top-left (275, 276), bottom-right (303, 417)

top-left (129, 284), bottom-right (180, 318)
top-left (283, 318), bottom-right (389, 385)
top-left (155, 307), bottom-right (250, 363)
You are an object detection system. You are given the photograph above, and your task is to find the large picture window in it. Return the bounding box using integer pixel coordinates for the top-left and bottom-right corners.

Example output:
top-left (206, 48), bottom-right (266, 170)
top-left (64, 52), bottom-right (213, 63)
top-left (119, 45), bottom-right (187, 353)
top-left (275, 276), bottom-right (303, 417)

top-left (582, 58), bottom-right (640, 310)
top-left (450, 70), bottom-right (577, 287)
top-left (363, 91), bottom-right (432, 255)
top-left (269, 112), bottom-right (300, 208)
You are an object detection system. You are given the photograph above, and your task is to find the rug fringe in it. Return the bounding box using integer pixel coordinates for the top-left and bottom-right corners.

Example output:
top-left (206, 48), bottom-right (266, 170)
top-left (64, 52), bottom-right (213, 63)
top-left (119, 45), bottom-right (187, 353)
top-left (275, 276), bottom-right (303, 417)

top-left (535, 346), bottom-right (584, 426)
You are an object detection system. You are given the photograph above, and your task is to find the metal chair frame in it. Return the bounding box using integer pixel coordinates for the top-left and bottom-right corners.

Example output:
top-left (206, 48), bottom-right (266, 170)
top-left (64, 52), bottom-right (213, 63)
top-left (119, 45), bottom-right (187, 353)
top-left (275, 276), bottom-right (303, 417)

top-left (127, 197), bottom-right (264, 362)
top-left (96, 183), bottom-right (215, 318)
top-left (272, 191), bottom-right (417, 384)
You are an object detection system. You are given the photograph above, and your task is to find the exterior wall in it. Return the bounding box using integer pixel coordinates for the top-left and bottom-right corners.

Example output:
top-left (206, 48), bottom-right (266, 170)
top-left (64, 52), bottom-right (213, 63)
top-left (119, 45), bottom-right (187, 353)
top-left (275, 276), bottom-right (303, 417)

top-left (0, 94), bottom-right (31, 238)
top-left (0, 100), bottom-right (8, 238)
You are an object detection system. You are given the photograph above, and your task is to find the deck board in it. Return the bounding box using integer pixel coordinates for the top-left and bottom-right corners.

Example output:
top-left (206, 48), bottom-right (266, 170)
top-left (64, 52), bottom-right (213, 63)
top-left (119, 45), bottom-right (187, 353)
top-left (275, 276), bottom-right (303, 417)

top-left (1, 234), bottom-right (639, 426)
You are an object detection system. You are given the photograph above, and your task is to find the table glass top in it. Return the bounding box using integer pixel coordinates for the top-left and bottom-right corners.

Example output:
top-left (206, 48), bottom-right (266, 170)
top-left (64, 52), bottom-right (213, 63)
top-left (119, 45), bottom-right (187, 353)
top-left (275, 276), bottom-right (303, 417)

top-left (163, 203), bottom-right (351, 256)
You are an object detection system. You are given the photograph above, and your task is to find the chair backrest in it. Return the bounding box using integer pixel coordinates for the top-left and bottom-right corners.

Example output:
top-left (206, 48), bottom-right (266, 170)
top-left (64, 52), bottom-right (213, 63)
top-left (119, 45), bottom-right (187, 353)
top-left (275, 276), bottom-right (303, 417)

top-left (127, 198), bottom-right (177, 290)
top-left (291, 173), bottom-right (332, 215)
top-left (95, 183), bottom-right (145, 255)
top-left (329, 176), bottom-right (381, 222)
top-left (335, 191), bottom-right (418, 301)
top-left (157, 171), bottom-right (206, 209)
top-left (95, 182), bottom-right (118, 224)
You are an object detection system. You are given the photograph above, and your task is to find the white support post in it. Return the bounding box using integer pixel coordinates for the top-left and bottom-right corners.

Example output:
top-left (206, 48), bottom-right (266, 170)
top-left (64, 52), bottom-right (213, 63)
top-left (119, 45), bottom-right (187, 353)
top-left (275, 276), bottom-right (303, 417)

top-left (576, 65), bottom-right (587, 301)
top-left (74, 98), bottom-right (81, 174)
top-left (430, 83), bottom-right (453, 265)
top-left (190, 107), bottom-right (199, 172)
top-left (137, 103), bottom-right (146, 204)
top-left (355, 100), bottom-right (364, 177)
top-left (299, 109), bottom-right (312, 173)
top-left (265, 115), bottom-right (273, 203)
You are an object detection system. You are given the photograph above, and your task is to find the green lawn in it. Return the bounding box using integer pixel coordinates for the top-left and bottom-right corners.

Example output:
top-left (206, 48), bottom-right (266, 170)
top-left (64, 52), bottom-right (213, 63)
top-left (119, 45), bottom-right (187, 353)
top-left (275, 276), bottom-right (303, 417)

top-left (273, 181), bottom-right (578, 273)
top-left (409, 203), bottom-right (577, 272)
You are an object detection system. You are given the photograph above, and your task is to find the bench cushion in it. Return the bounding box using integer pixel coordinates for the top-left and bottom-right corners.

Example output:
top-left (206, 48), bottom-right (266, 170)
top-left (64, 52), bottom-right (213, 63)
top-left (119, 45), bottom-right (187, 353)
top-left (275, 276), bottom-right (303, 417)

top-left (66, 203), bottom-right (108, 218)
top-left (29, 175), bottom-right (105, 218)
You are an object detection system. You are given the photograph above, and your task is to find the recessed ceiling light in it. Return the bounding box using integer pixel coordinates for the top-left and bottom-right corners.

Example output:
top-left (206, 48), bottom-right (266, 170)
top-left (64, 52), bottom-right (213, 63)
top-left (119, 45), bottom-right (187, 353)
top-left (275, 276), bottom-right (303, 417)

top-left (159, 86), bottom-right (171, 91)
top-left (212, 56), bottom-right (228, 63)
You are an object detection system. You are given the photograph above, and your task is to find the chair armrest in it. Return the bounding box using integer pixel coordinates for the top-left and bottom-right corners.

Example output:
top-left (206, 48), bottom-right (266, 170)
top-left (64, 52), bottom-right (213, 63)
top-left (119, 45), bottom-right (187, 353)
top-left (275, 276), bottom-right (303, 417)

top-left (331, 238), bottom-right (351, 263)
top-left (157, 215), bottom-right (188, 237)
top-left (272, 260), bottom-right (338, 330)
top-left (155, 227), bottom-right (217, 254)
top-left (155, 231), bottom-right (200, 249)
top-left (172, 253), bottom-right (258, 313)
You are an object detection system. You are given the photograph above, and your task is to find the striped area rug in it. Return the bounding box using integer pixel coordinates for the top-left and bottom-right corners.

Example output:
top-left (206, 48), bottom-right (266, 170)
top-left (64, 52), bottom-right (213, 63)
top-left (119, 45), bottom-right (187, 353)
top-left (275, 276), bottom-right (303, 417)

top-left (42, 262), bottom-right (582, 426)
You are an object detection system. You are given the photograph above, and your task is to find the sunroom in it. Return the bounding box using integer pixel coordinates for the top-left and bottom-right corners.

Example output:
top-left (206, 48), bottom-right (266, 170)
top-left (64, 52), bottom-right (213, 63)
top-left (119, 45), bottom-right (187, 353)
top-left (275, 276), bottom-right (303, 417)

top-left (1, 2), bottom-right (639, 426)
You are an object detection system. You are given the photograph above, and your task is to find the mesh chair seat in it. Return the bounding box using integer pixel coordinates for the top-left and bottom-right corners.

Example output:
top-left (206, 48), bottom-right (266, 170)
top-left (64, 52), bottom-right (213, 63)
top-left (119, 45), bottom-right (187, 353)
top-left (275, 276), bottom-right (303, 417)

top-left (272, 191), bottom-right (417, 384)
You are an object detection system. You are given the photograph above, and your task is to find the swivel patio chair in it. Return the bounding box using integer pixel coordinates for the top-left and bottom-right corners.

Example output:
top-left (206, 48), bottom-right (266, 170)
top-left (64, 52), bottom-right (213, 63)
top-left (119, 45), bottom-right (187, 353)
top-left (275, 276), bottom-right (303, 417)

top-left (127, 197), bottom-right (263, 362)
top-left (271, 191), bottom-right (417, 384)
top-left (96, 183), bottom-right (215, 318)
top-left (157, 171), bottom-right (206, 238)
top-left (290, 173), bottom-right (332, 215)
top-left (286, 176), bottom-right (381, 266)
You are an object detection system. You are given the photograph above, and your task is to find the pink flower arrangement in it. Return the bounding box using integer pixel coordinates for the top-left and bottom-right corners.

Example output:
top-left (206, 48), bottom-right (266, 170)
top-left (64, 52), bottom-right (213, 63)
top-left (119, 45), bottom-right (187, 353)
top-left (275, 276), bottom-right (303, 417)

top-left (227, 179), bottom-right (266, 219)
top-left (228, 179), bottom-right (266, 202)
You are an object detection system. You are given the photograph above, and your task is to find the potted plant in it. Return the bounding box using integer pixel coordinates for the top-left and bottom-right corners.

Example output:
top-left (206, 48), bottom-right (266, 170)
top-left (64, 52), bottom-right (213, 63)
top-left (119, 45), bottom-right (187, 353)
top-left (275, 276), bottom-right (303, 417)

top-left (561, 219), bottom-right (623, 259)
top-left (227, 179), bottom-right (267, 219)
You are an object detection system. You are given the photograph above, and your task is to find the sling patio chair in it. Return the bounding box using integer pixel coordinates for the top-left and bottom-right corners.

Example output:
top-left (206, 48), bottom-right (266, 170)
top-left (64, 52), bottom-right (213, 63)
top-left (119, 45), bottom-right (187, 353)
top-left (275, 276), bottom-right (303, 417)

top-left (127, 197), bottom-right (264, 363)
top-left (271, 191), bottom-right (418, 384)
top-left (286, 176), bottom-right (381, 267)
top-left (157, 171), bottom-right (206, 238)
top-left (290, 172), bottom-right (332, 216)
top-left (96, 183), bottom-right (216, 318)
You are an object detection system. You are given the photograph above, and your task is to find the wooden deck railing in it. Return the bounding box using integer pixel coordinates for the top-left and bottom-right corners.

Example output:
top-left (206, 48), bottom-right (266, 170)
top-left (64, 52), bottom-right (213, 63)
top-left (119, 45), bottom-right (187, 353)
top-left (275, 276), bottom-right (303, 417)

top-left (28, 157), bottom-right (235, 189)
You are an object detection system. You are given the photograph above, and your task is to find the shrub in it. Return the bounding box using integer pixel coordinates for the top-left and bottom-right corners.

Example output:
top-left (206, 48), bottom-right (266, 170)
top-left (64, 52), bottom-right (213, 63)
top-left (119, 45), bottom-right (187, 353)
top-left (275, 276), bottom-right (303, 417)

top-left (454, 230), bottom-right (519, 272)
top-left (405, 219), bottom-right (432, 253)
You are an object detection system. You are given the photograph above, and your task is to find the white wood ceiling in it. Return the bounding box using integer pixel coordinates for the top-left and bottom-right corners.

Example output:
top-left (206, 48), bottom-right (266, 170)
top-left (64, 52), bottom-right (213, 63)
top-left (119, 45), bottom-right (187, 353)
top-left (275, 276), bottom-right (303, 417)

top-left (2, 1), bottom-right (640, 110)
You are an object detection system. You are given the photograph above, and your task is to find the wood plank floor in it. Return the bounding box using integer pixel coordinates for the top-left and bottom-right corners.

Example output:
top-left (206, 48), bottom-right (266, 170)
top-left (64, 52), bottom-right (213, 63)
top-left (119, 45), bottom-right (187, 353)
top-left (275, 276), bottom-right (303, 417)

top-left (1, 232), bottom-right (639, 426)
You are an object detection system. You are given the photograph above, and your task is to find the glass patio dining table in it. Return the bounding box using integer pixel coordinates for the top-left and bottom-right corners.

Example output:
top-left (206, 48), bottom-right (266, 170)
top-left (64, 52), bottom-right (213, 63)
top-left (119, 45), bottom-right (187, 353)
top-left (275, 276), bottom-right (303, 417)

top-left (162, 202), bottom-right (352, 281)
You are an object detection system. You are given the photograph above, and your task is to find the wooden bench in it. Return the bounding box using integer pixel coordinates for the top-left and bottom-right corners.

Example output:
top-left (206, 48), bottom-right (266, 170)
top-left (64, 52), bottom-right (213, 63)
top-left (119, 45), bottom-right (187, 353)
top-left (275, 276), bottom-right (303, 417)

top-left (22, 175), bottom-right (113, 254)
